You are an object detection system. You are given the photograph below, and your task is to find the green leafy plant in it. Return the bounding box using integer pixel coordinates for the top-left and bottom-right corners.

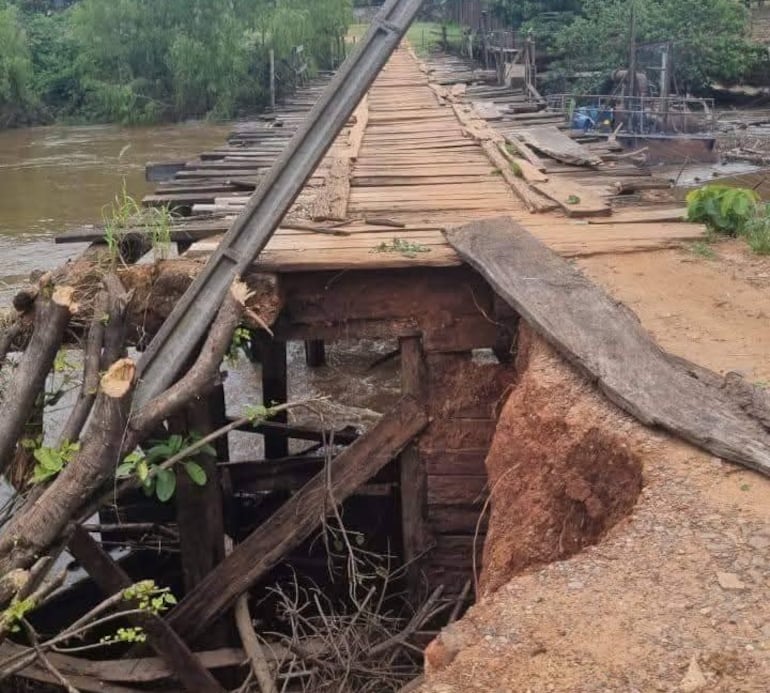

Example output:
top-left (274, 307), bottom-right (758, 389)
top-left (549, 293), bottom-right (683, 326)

top-left (227, 326), bottom-right (251, 363)
top-left (567, 194), bottom-right (581, 205)
top-left (99, 581), bottom-right (177, 646)
top-left (0, 596), bottom-right (36, 634)
top-left (30, 441), bottom-right (80, 485)
top-left (372, 238), bottom-right (431, 259)
top-left (102, 183), bottom-right (175, 264)
top-left (123, 580), bottom-right (177, 614)
top-left (686, 185), bottom-right (759, 236)
top-left (116, 434), bottom-right (212, 502)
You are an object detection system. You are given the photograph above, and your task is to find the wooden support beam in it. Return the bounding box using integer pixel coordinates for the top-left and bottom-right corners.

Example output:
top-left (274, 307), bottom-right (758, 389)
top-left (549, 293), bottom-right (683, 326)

top-left (399, 337), bottom-right (429, 592)
top-left (304, 339), bottom-right (326, 367)
top-left (250, 334), bottom-right (289, 459)
top-left (173, 386), bottom-right (227, 616)
top-left (165, 396), bottom-right (428, 642)
top-left (67, 527), bottom-right (225, 693)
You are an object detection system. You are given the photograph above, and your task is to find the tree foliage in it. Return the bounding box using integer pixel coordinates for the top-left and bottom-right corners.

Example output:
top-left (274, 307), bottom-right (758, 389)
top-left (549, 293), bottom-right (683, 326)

top-left (0, 1), bottom-right (35, 126)
top-left (553, 0), bottom-right (764, 93)
top-left (1, 0), bottom-right (352, 125)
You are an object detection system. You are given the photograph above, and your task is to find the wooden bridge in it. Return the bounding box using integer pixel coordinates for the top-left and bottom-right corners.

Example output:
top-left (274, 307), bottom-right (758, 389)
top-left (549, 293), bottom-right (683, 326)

top-left (53, 42), bottom-right (708, 598)
top-left (17, 35), bottom-right (770, 693)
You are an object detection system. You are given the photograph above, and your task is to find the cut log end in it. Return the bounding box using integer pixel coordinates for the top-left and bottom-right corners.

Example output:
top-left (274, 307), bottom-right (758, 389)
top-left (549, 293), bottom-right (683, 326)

top-left (100, 358), bottom-right (136, 399)
top-left (230, 280), bottom-right (251, 307)
top-left (52, 286), bottom-right (78, 314)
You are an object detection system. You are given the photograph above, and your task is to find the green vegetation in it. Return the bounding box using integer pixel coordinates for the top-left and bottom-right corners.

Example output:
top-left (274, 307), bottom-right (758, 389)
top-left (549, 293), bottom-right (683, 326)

top-left (116, 434), bottom-right (213, 503)
top-left (686, 185), bottom-right (759, 236)
top-left (689, 240), bottom-right (717, 260)
top-left (102, 185), bottom-right (174, 263)
top-left (29, 440), bottom-right (80, 485)
top-left (481, 1), bottom-right (767, 94)
top-left (0, 0), bottom-right (352, 127)
top-left (406, 21), bottom-right (464, 56)
top-left (686, 184), bottom-right (770, 255)
top-left (372, 237), bottom-right (432, 258)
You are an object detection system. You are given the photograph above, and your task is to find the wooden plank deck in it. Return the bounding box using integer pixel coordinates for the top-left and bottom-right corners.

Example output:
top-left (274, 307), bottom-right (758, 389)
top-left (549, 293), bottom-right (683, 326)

top-left (95, 45), bottom-right (703, 271)
top-left (194, 46), bottom-right (703, 269)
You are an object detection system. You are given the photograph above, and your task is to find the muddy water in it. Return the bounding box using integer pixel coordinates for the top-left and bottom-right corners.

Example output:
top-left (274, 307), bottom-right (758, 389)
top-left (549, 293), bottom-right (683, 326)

top-left (0, 121), bottom-right (230, 301)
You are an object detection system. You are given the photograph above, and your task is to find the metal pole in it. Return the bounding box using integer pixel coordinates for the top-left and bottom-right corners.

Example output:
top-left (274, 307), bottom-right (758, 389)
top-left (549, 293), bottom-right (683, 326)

top-left (134, 0), bottom-right (426, 406)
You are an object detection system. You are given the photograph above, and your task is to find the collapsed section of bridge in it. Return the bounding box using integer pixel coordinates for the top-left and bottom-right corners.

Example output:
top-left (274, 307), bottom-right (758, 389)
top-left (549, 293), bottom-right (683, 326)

top-left (1, 2), bottom-right (769, 691)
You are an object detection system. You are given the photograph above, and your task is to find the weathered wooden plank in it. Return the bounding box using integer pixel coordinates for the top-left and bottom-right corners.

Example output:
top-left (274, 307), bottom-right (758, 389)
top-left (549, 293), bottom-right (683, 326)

top-left (165, 397), bottom-right (429, 642)
top-left (531, 178), bottom-right (612, 218)
top-left (172, 387), bottom-right (227, 611)
top-left (0, 641), bottom-right (246, 685)
top-left (586, 207), bottom-right (687, 225)
top-left (428, 506), bottom-right (487, 535)
top-left (251, 335), bottom-right (289, 459)
top-left (423, 449), bottom-right (488, 476)
top-left (427, 475), bottom-right (488, 505)
top-left (518, 126), bottom-right (603, 167)
top-left (445, 217), bottom-right (770, 477)
top-left (399, 337), bottom-right (429, 590)
top-left (67, 527), bottom-right (226, 693)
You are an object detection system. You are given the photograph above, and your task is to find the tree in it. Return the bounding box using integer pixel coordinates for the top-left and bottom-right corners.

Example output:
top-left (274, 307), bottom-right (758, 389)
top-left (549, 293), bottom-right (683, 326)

top-left (489, 0), bottom-right (584, 26)
top-left (0, 2), bottom-right (35, 126)
top-left (553, 0), bottom-right (764, 93)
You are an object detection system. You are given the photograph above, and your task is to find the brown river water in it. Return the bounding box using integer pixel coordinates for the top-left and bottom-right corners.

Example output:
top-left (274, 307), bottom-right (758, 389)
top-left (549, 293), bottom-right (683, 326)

top-left (0, 121), bottom-right (230, 302)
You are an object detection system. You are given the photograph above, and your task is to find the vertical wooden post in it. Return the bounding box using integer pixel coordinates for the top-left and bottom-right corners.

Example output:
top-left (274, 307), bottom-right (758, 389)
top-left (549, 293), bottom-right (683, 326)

top-left (399, 337), bottom-right (428, 593)
top-left (175, 385), bottom-right (227, 593)
top-left (251, 334), bottom-right (288, 459)
top-left (304, 339), bottom-right (326, 368)
top-left (269, 49), bottom-right (276, 111)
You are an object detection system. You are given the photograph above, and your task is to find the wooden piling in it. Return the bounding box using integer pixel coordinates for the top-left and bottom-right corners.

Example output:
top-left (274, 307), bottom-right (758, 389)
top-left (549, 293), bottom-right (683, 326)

top-left (250, 333), bottom-right (289, 459)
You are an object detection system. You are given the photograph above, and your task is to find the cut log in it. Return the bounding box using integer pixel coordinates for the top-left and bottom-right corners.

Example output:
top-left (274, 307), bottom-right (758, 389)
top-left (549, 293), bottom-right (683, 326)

top-left (166, 396), bottom-right (428, 642)
top-left (0, 286), bottom-right (76, 474)
top-left (444, 217), bottom-right (770, 477)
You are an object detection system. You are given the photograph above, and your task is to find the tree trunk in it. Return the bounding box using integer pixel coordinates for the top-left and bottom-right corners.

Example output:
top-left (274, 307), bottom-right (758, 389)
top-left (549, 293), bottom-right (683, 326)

top-left (0, 286), bottom-right (76, 475)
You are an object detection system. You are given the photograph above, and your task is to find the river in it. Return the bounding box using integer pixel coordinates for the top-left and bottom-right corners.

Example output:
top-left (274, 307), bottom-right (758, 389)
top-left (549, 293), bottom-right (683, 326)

top-left (0, 121), bottom-right (230, 302)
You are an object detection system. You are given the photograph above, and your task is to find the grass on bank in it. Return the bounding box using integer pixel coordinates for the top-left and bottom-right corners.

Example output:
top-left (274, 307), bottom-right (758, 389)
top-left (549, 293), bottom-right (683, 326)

top-left (347, 21), bottom-right (463, 56)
